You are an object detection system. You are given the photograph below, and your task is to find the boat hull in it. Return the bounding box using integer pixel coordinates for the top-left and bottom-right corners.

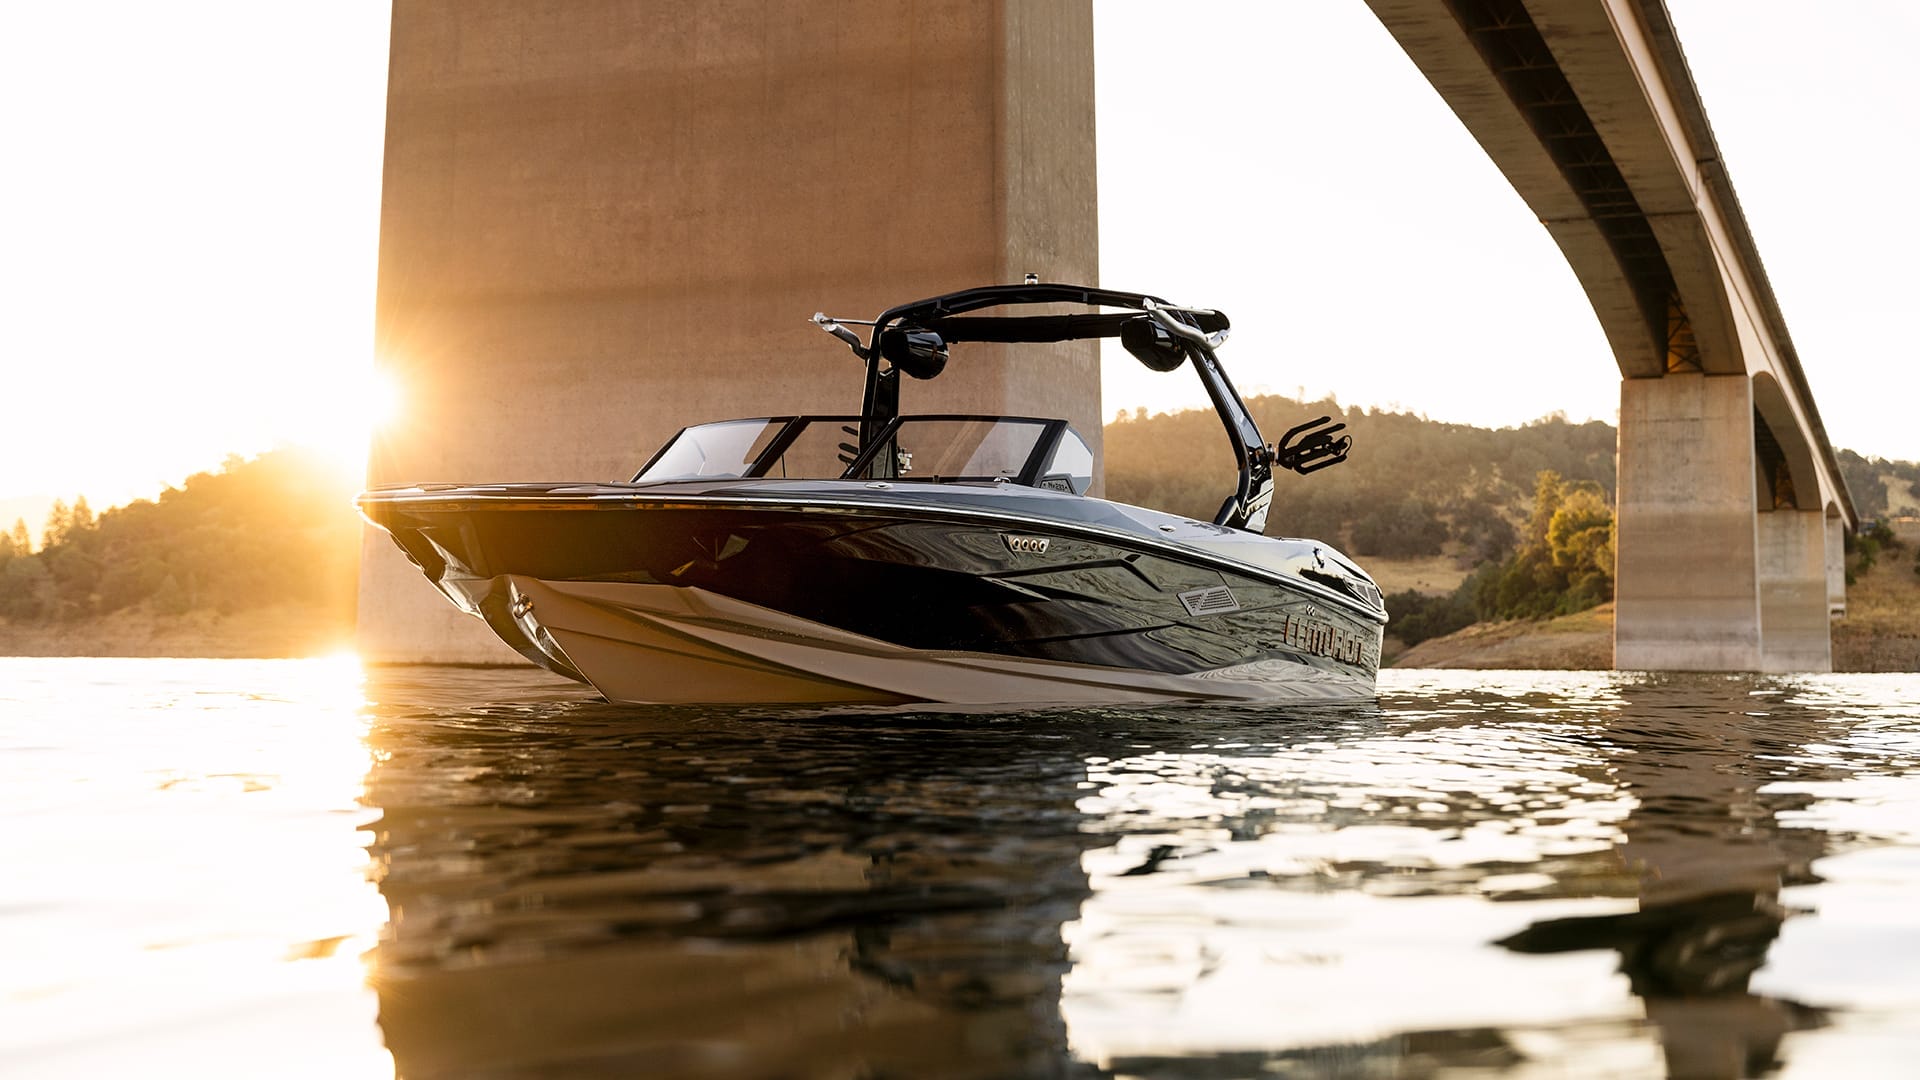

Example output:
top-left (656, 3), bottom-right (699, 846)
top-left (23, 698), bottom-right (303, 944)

top-left (496, 575), bottom-right (1372, 705)
top-left (363, 489), bottom-right (1384, 705)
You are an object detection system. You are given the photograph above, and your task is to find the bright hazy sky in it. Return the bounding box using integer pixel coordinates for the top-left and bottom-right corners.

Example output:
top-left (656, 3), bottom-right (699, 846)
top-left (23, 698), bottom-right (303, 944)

top-left (3, 1), bottom-right (1915, 524)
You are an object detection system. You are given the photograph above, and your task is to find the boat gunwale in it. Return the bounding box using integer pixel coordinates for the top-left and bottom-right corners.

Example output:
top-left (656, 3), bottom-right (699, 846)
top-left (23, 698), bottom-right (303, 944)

top-left (357, 485), bottom-right (1388, 626)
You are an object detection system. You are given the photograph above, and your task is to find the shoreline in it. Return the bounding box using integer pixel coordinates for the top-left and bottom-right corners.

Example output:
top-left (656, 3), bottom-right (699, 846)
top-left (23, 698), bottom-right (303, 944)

top-left (0, 605), bottom-right (353, 660)
top-left (1388, 533), bottom-right (1920, 672)
top-left (6, 567), bottom-right (1915, 673)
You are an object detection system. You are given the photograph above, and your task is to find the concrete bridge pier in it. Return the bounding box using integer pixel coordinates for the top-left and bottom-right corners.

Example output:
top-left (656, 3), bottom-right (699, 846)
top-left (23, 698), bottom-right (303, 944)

top-left (1826, 513), bottom-right (1848, 618)
top-left (1758, 510), bottom-right (1833, 673)
top-left (1615, 373), bottom-right (1763, 671)
top-left (1615, 372), bottom-right (1836, 673)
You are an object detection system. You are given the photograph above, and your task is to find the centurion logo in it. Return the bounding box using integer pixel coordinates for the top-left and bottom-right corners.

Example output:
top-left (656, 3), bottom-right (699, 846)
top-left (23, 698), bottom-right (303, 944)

top-left (1003, 534), bottom-right (1051, 555)
top-left (1278, 610), bottom-right (1374, 666)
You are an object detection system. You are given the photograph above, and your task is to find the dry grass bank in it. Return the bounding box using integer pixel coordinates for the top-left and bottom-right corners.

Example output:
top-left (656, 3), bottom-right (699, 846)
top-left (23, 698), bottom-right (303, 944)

top-left (1391, 604), bottom-right (1613, 670)
top-left (0, 605), bottom-right (354, 659)
top-left (1392, 521), bottom-right (1920, 672)
top-left (1831, 519), bottom-right (1920, 672)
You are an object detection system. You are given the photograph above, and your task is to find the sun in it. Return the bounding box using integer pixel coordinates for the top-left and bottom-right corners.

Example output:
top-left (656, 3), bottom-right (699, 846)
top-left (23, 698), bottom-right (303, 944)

top-left (365, 365), bottom-right (405, 432)
top-left (273, 360), bottom-right (405, 485)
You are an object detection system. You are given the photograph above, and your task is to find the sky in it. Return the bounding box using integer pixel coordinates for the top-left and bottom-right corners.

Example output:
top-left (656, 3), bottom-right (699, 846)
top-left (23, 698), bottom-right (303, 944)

top-left (0, 4), bottom-right (392, 523)
top-left (1094, 0), bottom-right (1920, 445)
top-left (2, 1), bottom-right (1915, 529)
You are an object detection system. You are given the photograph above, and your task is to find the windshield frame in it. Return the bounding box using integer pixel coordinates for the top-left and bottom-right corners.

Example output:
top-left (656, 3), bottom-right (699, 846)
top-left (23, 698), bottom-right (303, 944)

top-left (633, 414), bottom-right (1077, 489)
top-left (840, 414), bottom-right (1070, 486)
top-left (631, 416), bottom-right (849, 482)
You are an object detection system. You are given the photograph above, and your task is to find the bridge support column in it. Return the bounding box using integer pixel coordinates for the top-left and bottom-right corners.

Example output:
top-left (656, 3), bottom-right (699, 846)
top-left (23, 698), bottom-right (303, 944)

top-left (1825, 513), bottom-right (1848, 618)
top-left (1757, 511), bottom-right (1832, 673)
top-left (358, 2), bottom-right (1098, 664)
top-left (1615, 373), bottom-right (1762, 671)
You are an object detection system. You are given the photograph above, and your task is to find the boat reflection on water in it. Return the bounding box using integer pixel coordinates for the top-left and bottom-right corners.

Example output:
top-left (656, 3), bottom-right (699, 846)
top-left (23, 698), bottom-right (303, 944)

top-left (354, 669), bottom-right (1909, 1078)
top-left (360, 668), bottom-right (1108, 1078)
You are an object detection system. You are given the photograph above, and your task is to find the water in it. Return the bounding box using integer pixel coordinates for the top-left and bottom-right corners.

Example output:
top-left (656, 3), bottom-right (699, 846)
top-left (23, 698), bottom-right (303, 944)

top-left (3, 661), bottom-right (1919, 1078)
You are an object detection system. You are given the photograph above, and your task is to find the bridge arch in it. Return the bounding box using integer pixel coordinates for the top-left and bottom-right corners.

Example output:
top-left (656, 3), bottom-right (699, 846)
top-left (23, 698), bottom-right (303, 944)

top-left (1366, 0), bottom-right (1855, 671)
top-left (1752, 372), bottom-right (1820, 512)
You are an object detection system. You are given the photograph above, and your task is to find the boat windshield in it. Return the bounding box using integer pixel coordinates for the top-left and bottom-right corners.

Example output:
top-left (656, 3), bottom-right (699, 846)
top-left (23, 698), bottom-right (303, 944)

top-left (634, 416), bottom-right (865, 482)
top-left (878, 417), bottom-right (1051, 483)
top-left (637, 418), bottom-right (786, 481)
top-left (635, 414), bottom-right (1091, 491)
top-left (759, 418), bottom-right (860, 479)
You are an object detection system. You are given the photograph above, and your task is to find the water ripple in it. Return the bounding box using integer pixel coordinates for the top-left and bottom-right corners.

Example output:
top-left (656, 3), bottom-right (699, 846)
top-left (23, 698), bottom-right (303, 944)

top-left (5, 661), bottom-right (1920, 1077)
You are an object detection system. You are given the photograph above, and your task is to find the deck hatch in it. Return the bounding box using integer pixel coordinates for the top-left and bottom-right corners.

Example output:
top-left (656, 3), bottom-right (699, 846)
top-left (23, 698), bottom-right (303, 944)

top-left (1178, 585), bottom-right (1240, 617)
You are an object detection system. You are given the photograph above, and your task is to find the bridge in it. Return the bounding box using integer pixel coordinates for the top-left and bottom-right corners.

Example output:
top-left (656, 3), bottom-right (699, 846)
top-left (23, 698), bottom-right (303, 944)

top-left (1365, 0), bottom-right (1857, 671)
top-left (359, 0), bottom-right (1854, 672)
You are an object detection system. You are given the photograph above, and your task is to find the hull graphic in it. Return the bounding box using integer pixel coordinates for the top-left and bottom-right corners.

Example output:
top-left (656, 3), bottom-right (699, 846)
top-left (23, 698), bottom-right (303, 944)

top-left (504, 576), bottom-right (1374, 706)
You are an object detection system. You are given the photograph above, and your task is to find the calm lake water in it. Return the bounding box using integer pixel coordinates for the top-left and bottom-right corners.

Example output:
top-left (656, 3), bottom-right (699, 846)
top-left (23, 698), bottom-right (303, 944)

top-left (4, 660), bottom-right (1919, 1078)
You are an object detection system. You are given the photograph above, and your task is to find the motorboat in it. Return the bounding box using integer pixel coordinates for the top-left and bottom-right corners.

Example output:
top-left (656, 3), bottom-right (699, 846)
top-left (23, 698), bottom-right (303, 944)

top-left (358, 282), bottom-right (1387, 705)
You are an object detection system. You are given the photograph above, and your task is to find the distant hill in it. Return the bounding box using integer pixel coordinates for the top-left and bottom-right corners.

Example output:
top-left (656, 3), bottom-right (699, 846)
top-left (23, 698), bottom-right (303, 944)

top-left (1837, 449), bottom-right (1920, 520)
top-left (1107, 394), bottom-right (1617, 560)
top-left (0, 449), bottom-right (360, 655)
top-left (1105, 393), bottom-right (1918, 557)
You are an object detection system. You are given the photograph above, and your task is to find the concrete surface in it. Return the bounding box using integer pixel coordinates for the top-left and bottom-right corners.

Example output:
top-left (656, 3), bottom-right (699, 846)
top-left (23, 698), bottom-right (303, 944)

top-left (1825, 512), bottom-right (1847, 617)
top-left (1615, 373), bottom-right (1762, 670)
top-left (359, 1), bottom-right (1097, 664)
top-left (1757, 509), bottom-right (1832, 673)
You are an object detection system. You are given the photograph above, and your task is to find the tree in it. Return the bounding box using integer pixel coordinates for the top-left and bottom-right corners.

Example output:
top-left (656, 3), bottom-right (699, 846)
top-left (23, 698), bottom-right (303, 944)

top-left (41, 499), bottom-right (70, 549)
top-left (1350, 497), bottom-right (1448, 557)
top-left (1847, 519), bottom-right (1897, 584)
top-left (1547, 485), bottom-right (1614, 587)
top-left (152, 573), bottom-right (190, 616)
top-left (1449, 498), bottom-right (1517, 562)
top-left (1546, 485), bottom-right (1614, 611)
top-left (1472, 471), bottom-right (1615, 619)
top-left (46, 545), bottom-right (103, 619)
top-left (1386, 585), bottom-right (1478, 647)
top-left (0, 448), bottom-right (360, 625)
top-left (0, 556), bottom-right (53, 619)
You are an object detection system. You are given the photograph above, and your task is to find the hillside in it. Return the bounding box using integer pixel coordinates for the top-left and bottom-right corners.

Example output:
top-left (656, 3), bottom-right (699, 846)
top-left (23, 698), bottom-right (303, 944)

top-left (1831, 518), bottom-right (1920, 671)
top-left (1108, 394), bottom-right (1616, 561)
top-left (1390, 603), bottom-right (1615, 670)
top-left (0, 449), bottom-right (360, 656)
top-left (1110, 393), bottom-right (1920, 562)
top-left (1392, 520), bottom-right (1920, 672)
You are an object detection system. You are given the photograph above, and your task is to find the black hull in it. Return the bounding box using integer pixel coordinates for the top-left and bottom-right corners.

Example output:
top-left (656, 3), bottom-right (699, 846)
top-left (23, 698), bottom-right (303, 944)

top-left (366, 491), bottom-right (1383, 704)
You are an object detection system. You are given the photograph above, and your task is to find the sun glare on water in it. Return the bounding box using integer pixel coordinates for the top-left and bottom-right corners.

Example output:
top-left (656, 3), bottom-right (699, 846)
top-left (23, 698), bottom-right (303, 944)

top-left (0, 656), bottom-right (394, 1078)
